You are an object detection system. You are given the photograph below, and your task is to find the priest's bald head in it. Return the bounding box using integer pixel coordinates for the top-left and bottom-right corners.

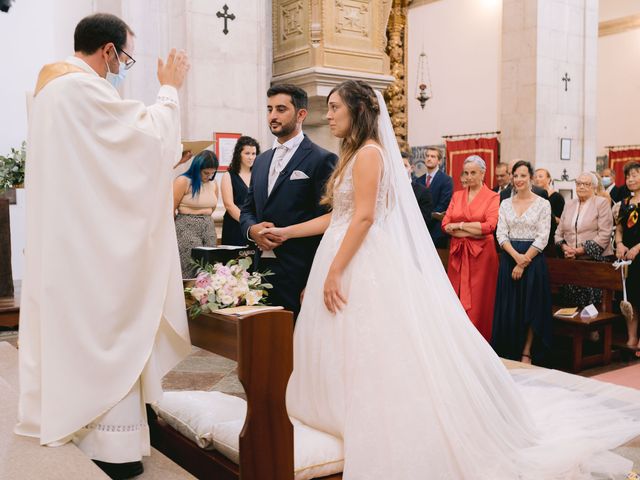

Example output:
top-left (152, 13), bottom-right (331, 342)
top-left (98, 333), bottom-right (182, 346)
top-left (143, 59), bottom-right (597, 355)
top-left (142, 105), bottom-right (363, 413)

top-left (74, 13), bottom-right (136, 83)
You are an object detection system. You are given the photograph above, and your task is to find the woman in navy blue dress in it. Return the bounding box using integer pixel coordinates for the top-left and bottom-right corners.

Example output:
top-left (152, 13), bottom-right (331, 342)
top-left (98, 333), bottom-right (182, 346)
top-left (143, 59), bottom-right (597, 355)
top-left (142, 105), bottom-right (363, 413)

top-left (221, 136), bottom-right (260, 245)
top-left (492, 161), bottom-right (553, 365)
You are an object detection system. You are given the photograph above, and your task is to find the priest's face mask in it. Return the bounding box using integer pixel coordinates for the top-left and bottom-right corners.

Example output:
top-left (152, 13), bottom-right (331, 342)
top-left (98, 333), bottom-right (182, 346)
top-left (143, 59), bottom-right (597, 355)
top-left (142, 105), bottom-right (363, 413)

top-left (102, 44), bottom-right (127, 88)
top-left (101, 35), bottom-right (135, 88)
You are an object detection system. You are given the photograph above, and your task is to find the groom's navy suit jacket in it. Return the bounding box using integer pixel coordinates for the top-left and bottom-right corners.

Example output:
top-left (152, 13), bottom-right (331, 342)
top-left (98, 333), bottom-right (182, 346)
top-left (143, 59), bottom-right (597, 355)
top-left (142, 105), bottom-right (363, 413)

top-left (239, 135), bottom-right (337, 312)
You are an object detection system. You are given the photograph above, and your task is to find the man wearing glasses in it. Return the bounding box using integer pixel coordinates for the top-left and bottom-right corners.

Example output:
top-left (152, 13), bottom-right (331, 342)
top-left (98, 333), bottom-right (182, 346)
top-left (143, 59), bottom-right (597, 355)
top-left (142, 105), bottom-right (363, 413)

top-left (16, 13), bottom-right (191, 479)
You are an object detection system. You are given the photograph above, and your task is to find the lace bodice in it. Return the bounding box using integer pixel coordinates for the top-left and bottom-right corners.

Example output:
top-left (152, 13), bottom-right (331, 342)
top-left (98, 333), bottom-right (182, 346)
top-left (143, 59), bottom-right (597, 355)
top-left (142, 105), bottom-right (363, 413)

top-left (496, 195), bottom-right (551, 252)
top-left (330, 145), bottom-right (391, 229)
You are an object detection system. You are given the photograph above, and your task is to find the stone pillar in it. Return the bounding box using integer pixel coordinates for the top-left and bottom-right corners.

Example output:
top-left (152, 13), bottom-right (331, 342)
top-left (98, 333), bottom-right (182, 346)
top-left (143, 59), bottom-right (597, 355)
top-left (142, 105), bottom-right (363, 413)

top-left (272, 0), bottom-right (395, 150)
top-left (500, 0), bottom-right (598, 179)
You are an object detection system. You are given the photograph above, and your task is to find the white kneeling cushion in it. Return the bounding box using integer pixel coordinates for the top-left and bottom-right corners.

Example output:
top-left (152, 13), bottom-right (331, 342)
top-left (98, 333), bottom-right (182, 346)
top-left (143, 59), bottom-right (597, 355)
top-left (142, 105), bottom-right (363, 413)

top-left (153, 391), bottom-right (246, 449)
top-left (154, 391), bottom-right (344, 480)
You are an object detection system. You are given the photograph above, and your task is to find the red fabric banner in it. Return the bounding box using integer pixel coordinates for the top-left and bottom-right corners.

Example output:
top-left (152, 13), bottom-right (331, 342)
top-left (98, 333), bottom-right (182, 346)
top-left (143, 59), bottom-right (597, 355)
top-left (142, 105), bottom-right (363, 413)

top-left (445, 137), bottom-right (499, 191)
top-left (609, 148), bottom-right (640, 187)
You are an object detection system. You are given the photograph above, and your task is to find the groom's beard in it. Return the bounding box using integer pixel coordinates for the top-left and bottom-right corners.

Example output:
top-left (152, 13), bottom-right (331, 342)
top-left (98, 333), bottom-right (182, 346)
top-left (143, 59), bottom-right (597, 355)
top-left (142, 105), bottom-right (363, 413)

top-left (270, 117), bottom-right (297, 138)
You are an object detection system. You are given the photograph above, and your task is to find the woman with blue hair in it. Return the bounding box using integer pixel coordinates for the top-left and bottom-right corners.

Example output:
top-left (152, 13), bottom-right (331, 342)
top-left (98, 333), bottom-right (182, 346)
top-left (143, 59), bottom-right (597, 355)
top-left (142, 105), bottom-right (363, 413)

top-left (173, 149), bottom-right (219, 277)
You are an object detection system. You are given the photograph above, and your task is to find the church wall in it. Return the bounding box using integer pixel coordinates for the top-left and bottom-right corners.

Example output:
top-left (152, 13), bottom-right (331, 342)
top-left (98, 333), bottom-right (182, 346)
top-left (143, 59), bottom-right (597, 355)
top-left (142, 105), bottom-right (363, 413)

top-left (124, 0), bottom-right (273, 153)
top-left (0, 0), bottom-right (94, 155)
top-left (0, 0), bottom-right (95, 280)
top-left (3, 1), bottom-right (272, 278)
top-left (596, 2), bottom-right (640, 155)
top-left (406, 0), bottom-right (503, 149)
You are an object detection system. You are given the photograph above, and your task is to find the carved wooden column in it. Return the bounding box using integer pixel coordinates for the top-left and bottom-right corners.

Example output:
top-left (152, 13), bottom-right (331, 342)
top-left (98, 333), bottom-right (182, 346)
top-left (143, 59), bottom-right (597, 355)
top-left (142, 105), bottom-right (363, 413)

top-left (384, 0), bottom-right (410, 152)
top-left (272, 0), bottom-right (395, 149)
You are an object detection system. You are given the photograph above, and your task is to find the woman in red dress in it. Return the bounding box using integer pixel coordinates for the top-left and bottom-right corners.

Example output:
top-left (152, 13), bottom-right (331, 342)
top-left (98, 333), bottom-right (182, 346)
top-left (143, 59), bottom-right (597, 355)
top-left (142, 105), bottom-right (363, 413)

top-left (442, 155), bottom-right (499, 340)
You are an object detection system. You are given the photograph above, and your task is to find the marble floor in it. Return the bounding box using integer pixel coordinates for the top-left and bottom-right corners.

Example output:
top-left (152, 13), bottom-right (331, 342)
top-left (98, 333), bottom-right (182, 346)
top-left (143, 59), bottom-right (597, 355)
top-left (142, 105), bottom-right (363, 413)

top-left (3, 328), bottom-right (639, 474)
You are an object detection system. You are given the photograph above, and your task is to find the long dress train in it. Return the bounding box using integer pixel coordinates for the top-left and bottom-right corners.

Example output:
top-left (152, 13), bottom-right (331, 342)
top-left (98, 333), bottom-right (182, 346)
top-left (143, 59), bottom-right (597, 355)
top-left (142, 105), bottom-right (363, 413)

top-left (286, 144), bottom-right (640, 480)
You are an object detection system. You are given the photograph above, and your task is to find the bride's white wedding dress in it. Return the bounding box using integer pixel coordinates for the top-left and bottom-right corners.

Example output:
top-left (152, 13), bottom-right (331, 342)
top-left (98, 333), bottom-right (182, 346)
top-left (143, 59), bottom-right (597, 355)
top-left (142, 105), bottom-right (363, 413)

top-left (286, 95), bottom-right (640, 479)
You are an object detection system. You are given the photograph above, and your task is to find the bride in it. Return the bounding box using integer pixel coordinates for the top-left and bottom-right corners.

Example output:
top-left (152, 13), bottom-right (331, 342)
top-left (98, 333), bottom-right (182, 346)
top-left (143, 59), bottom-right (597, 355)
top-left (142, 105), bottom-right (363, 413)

top-left (262, 80), bottom-right (640, 479)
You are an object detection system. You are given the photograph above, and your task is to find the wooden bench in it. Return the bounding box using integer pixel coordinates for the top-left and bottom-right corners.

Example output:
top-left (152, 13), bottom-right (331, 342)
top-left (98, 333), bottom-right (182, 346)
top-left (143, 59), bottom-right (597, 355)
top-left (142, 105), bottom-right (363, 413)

top-left (436, 249), bottom-right (625, 373)
top-left (148, 310), bottom-right (342, 480)
top-left (546, 257), bottom-right (624, 373)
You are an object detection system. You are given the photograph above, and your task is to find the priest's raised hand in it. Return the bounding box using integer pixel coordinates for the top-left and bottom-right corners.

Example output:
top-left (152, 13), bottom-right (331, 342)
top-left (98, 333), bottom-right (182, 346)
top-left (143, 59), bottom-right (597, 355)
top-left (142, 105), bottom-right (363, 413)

top-left (158, 48), bottom-right (190, 89)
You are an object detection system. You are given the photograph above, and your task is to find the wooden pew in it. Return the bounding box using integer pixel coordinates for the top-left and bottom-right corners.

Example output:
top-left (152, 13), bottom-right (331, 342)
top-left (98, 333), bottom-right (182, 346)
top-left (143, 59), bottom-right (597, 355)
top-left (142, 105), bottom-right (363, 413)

top-left (148, 310), bottom-right (343, 480)
top-left (546, 257), bottom-right (624, 373)
top-left (436, 249), bottom-right (625, 373)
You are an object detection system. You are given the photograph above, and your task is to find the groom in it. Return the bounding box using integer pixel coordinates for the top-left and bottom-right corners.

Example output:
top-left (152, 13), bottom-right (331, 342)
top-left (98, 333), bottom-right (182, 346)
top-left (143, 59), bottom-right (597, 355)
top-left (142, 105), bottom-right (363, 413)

top-left (240, 84), bottom-right (337, 317)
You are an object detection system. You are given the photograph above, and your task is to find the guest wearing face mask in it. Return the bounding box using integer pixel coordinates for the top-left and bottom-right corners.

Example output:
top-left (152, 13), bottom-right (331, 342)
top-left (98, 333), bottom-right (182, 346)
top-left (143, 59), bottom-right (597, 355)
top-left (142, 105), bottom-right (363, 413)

top-left (601, 168), bottom-right (629, 205)
top-left (601, 168), bottom-right (618, 202)
top-left (593, 172), bottom-right (613, 206)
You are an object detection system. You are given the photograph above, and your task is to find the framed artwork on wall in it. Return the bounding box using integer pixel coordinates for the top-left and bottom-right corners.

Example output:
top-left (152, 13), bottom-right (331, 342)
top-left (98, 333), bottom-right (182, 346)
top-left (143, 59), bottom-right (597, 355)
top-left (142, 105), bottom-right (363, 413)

top-left (560, 138), bottom-right (571, 161)
top-left (215, 132), bottom-right (242, 171)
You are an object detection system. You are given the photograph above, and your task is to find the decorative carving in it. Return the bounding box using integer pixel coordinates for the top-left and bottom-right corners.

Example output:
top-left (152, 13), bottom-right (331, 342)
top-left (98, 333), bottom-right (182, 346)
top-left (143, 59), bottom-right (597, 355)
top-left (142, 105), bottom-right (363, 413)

top-left (310, 0), bottom-right (322, 47)
top-left (335, 0), bottom-right (369, 37)
top-left (281, 0), bottom-right (304, 41)
top-left (379, 0), bottom-right (393, 50)
top-left (384, 0), bottom-right (409, 151)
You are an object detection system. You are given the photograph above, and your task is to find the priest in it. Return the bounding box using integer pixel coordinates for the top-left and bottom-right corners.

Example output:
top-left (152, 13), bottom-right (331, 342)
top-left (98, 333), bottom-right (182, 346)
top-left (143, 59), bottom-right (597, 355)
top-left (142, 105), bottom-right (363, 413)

top-left (15, 13), bottom-right (192, 479)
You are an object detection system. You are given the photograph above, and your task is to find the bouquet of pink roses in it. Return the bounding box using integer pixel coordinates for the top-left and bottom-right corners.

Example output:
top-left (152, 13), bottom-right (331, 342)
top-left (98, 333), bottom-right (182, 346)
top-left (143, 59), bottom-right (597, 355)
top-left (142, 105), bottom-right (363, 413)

top-left (184, 257), bottom-right (272, 318)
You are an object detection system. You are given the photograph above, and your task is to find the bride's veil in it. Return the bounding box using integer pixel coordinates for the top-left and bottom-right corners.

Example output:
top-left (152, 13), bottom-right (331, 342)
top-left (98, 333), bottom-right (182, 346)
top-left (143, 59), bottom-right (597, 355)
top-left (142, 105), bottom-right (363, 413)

top-left (374, 90), bottom-right (448, 280)
top-left (371, 90), bottom-right (640, 477)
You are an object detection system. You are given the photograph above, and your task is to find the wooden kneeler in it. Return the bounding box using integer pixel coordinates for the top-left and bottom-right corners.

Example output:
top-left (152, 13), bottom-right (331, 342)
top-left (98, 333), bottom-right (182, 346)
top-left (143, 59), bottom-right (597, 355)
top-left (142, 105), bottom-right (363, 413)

top-left (149, 310), bottom-right (341, 480)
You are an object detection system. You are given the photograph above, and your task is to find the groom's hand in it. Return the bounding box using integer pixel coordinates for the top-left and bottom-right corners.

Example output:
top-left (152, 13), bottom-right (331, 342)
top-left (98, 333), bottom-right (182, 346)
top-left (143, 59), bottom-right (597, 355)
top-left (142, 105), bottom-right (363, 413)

top-left (249, 222), bottom-right (282, 251)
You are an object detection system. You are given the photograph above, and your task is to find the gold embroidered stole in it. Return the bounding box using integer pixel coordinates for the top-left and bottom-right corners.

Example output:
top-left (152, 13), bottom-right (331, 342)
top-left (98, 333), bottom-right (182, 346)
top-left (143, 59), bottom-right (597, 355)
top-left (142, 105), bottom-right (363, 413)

top-left (34, 63), bottom-right (87, 97)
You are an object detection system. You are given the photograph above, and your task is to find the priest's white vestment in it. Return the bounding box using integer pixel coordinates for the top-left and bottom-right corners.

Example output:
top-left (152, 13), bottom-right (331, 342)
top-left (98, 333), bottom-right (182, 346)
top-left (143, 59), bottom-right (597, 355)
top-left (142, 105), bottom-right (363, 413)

top-left (15, 56), bottom-right (192, 458)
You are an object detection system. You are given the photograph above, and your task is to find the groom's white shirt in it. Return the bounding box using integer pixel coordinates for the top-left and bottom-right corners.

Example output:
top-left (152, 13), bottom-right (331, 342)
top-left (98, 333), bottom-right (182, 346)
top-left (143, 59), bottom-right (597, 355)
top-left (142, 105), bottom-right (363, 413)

top-left (268, 130), bottom-right (305, 189)
top-left (258, 129), bottom-right (305, 259)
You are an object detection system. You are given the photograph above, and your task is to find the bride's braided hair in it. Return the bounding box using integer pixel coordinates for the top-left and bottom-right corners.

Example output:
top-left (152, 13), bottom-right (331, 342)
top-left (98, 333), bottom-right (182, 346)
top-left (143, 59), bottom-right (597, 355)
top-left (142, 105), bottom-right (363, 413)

top-left (321, 80), bottom-right (381, 207)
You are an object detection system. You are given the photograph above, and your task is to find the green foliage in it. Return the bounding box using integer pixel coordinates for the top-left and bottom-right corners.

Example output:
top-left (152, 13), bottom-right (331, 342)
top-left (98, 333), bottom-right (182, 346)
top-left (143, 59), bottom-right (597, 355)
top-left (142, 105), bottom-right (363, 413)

top-left (0, 142), bottom-right (26, 190)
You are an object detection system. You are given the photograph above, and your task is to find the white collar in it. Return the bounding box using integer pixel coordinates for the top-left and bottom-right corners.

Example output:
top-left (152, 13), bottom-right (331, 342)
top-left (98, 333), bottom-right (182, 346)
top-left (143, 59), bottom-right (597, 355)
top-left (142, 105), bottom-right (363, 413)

top-left (272, 130), bottom-right (304, 151)
top-left (65, 56), bottom-right (100, 77)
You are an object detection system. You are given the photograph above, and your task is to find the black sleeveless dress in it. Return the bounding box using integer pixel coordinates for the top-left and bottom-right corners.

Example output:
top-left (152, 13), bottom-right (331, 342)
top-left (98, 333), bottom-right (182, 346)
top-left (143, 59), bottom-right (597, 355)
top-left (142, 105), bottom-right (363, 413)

top-left (221, 171), bottom-right (250, 246)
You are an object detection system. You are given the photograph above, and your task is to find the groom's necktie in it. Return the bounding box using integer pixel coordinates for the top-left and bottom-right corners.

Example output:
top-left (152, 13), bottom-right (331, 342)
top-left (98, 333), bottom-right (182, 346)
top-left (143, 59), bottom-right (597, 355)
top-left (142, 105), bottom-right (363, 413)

top-left (268, 144), bottom-right (289, 195)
